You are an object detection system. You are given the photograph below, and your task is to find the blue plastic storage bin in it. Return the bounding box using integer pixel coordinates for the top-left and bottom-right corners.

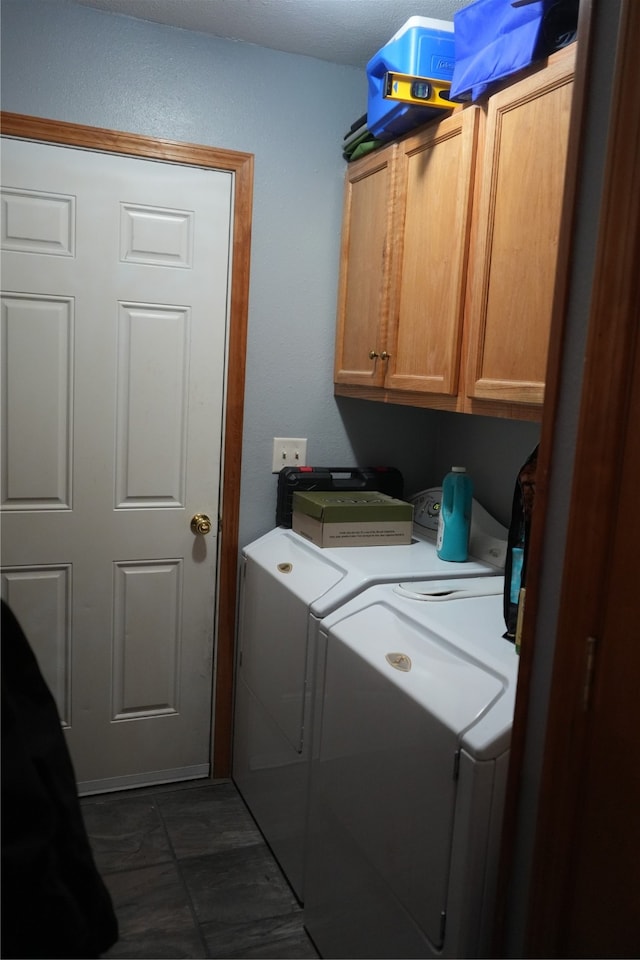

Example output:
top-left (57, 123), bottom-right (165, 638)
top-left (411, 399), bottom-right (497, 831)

top-left (367, 17), bottom-right (455, 142)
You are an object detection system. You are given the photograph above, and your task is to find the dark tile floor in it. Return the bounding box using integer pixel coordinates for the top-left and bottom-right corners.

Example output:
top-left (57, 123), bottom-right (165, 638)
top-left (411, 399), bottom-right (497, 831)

top-left (81, 778), bottom-right (320, 960)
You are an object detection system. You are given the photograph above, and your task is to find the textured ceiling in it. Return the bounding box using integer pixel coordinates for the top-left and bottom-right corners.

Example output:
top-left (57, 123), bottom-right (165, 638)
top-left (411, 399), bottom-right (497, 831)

top-left (72, 0), bottom-right (469, 68)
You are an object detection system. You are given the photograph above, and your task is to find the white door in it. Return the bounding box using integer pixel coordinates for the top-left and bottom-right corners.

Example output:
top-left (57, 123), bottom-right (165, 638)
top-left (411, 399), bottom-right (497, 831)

top-left (1, 137), bottom-right (233, 794)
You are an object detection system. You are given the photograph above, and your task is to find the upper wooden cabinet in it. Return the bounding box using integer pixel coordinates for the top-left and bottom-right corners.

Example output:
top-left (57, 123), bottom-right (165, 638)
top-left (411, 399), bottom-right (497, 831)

top-left (334, 107), bottom-right (479, 406)
top-left (465, 44), bottom-right (575, 408)
top-left (387, 106), bottom-right (479, 397)
top-left (334, 141), bottom-right (398, 389)
top-left (334, 44), bottom-right (576, 421)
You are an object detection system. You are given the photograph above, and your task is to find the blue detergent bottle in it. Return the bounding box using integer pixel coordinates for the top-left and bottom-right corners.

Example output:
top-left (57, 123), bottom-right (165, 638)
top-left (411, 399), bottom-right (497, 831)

top-left (436, 466), bottom-right (473, 561)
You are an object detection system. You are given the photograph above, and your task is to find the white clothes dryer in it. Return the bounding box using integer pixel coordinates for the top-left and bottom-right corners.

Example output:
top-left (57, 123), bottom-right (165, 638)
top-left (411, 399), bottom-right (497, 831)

top-left (303, 577), bottom-right (518, 959)
top-left (232, 506), bottom-right (506, 902)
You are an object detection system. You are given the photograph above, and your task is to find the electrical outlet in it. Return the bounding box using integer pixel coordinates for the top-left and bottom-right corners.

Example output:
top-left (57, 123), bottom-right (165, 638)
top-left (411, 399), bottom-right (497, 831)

top-left (272, 437), bottom-right (307, 472)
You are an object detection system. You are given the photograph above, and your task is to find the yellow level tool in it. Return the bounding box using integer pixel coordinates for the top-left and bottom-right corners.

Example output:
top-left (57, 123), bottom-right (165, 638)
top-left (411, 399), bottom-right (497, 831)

top-left (383, 71), bottom-right (453, 108)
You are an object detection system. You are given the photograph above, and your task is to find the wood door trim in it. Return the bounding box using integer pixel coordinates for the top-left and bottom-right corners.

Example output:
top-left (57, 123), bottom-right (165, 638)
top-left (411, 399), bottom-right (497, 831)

top-left (0, 111), bottom-right (254, 778)
top-left (524, 0), bottom-right (640, 950)
top-left (494, 0), bottom-right (640, 953)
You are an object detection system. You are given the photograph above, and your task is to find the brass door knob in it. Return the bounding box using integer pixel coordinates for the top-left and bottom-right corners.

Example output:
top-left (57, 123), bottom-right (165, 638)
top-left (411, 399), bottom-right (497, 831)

top-left (380, 351), bottom-right (390, 360)
top-left (191, 513), bottom-right (212, 535)
top-left (369, 350), bottom-right (379, 360)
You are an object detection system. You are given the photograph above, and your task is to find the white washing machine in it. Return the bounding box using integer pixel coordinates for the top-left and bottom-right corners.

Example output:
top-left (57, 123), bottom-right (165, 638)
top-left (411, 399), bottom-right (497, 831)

top-left (232, 497), bottom-right (506, 901)
top-left (303, 576), bottom-right (518, 959)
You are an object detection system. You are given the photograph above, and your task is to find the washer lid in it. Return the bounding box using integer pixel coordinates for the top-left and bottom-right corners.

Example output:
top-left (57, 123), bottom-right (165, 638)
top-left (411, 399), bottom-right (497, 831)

top-left (329, 603), bottom-right (504, 743)
top-left (244, 526), bottom-right (502, 617)
top-left (325, 580), bottom-right (516, 759)
top-left (244, 526), bottom-right (347, 605)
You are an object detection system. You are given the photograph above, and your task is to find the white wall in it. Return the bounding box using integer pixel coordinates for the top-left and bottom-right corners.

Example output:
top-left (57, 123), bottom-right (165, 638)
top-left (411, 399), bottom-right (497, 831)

top-left (1, 0), bottom-right (540, 550)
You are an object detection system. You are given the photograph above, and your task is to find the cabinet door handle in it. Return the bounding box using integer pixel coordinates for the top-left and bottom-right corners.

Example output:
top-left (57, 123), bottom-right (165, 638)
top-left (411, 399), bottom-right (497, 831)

top-left (369, 349), bottom-right (379, 360)
top-left (380, 351), bottom-right (390, 360)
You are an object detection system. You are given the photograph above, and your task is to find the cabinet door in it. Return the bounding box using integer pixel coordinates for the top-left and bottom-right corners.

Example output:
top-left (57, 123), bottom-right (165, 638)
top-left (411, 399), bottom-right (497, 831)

top-left (386, 107), bottom-right (479, 395)
top-left (466, 45), bottom-right (575, 405)
top-left (334, 144), bottom-right (398, 388)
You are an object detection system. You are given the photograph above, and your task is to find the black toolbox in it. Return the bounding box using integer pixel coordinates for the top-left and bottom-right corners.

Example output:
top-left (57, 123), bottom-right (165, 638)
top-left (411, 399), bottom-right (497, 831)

top-left (276, 466), bottom-right (404, 528)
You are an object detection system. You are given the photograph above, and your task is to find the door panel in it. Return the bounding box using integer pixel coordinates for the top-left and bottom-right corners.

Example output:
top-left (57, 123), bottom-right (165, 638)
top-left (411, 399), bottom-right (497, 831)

top-left (1, 565), bottom-right (71, 725)
top-left (561, 327), bottom-right (640, 955)
top-left (1, 137), bottom-right (233, 793)
top-left (2, 294), bottom-right (73, 508)
top-left (115, 302), bottom-right (190, 507)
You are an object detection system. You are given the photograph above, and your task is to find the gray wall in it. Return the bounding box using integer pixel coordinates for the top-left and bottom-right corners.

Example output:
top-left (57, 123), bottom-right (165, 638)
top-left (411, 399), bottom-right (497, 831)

top-left (1, 0), bottom-right (539, 549)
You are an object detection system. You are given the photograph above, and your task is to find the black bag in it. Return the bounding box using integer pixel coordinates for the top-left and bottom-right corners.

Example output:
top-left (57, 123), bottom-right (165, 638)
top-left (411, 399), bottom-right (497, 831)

top-left (1, 601), bottom-right (119, 959)
top-left (504, 445), bottom-right (539, 642)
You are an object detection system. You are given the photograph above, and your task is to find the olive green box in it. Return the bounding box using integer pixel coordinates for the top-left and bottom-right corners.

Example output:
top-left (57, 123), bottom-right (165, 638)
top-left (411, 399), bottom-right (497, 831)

top-left (292, 491), bottom-right (413, 547)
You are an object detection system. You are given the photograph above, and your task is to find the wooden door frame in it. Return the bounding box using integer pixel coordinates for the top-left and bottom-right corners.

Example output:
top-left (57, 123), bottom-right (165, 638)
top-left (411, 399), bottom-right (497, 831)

top-left (0, 111), bottom-right (253, 778)
top-left (496, 0), bottom-right (640, 953)
top-left (524, 0), bottom-right (639, 950)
